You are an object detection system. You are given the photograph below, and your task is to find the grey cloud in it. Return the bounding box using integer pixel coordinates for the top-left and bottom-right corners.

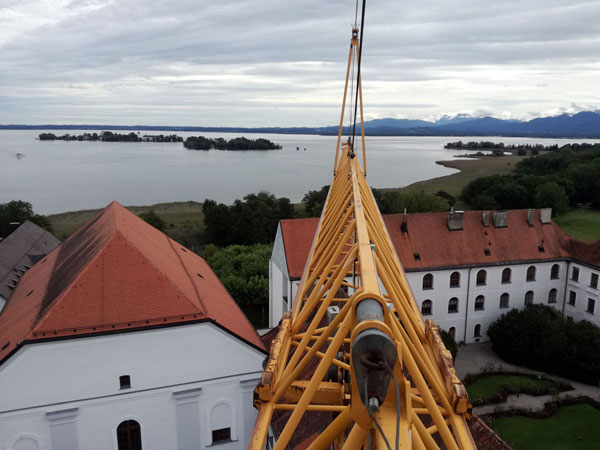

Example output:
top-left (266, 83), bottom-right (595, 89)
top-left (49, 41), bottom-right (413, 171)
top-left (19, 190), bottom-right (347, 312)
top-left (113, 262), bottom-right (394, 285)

top-left (1, 0), bottom-right (599, 125)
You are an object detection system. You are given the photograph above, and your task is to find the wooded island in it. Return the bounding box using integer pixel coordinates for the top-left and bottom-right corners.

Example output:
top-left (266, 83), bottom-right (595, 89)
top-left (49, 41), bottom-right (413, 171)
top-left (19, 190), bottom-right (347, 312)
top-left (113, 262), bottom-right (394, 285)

top-left (184, 136), bottom-right (282, 150)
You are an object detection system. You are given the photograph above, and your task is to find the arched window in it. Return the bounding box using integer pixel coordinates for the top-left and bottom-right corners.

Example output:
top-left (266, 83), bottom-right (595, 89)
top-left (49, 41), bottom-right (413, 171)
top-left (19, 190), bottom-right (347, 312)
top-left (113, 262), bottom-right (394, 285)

top-left (450, 271), bottom-right (460, 288)
top-left (448, 327), bottom-right (456, 340)
top-left (501, 267), bottom-right (511, 284)
top-left (475, 295), bottom-right (485, 310)
top-left (526, 266), bottom-right (536, 282)
top-left (474, 324), bottom-right (482, 337)
top-left (11, 437), bottom-right (39, 450)
top-left (550, 264), bottom-right (560, 280)
top-left (476, 270), bottom-right (487, 286)
top-left (422, 273), bottom-right (433, 290)
top-left (421, 300), bottom-right (433, 315)
top-left (208, 400), bottom-right (236, 445)
top-left (500, 293), bottom-right (510, 309)
top-left (525, 290), bottom-right (534, 306)
top-left (117, 420), bottom-right (142, 450)
top-left (548, 288), bottom-right (557, 304)
top-left (448, 297), bottom-right (459, 313)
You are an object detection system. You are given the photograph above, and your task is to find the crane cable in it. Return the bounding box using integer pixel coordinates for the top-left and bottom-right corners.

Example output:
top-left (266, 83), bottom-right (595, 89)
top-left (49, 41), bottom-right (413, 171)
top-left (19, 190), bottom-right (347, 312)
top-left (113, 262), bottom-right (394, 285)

top-left (350, 0), bottom-right (367, 152)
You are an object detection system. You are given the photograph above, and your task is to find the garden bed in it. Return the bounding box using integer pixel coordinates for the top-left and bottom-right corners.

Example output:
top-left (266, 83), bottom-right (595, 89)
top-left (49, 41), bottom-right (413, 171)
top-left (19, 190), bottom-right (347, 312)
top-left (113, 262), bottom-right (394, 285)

top-left (464, 371), bottom-right (572, 406)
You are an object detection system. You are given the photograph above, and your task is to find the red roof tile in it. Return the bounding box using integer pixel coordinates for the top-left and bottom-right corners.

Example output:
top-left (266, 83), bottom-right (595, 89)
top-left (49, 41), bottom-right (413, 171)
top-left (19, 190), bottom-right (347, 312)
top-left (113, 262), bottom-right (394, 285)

top-left (0, 202), bottom-right (265, 364)
top-left (281, 210), bottom-right (584, 279)
top-left (280, 218), bottom-right (319, 279)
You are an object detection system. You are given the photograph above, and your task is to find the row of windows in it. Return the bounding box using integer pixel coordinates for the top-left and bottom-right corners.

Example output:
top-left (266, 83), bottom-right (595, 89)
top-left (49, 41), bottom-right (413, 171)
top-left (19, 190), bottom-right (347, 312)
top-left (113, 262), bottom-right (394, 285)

top-left (421, 264), bottom-right (562, 290)
top-left (567, 290), bottom-right (596, 314)
top-left (420, 289), bottom-right (561, 315)
top-left (570, 267), bottom-right (599, 289)
top-left (116, 420), bottom-right (232, 450)
top-left (446, 324), bottom-right (485, 339)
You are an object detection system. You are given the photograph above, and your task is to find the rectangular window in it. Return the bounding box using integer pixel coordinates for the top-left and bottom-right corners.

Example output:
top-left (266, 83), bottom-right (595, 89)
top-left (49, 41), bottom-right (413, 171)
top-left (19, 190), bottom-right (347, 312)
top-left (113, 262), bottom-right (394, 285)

top-left (571, 266), bottom-right (579, 282)
top-left (568, 290), bottom-right (576, 306)
top-left (587, 298), bottom-right (596, 314)
top-left (212, 428), bottom-right (231, 444)
top-left (591, 273), bottom-right (599, 289)
top-left (119, 375), bottom-right (131, 389)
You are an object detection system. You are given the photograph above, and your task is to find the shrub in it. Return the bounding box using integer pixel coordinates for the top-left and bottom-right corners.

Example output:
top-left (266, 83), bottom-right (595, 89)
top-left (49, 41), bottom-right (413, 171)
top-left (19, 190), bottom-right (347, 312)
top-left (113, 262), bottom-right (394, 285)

top-left (488, 305), bottom-right (600, 385)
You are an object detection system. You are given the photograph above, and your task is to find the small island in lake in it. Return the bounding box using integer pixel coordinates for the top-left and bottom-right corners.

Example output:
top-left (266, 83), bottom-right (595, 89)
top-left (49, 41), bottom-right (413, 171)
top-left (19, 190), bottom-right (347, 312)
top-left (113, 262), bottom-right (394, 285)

top-left (39, 131), bottom-right (183, 142)
top-left (184, 136), bottom-right (282, 151)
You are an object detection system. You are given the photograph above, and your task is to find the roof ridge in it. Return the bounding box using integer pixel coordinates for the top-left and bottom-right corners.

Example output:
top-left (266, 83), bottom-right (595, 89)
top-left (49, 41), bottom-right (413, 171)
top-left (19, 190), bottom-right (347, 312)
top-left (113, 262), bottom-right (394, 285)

top-left (33, 231), bottom-right (117, 333)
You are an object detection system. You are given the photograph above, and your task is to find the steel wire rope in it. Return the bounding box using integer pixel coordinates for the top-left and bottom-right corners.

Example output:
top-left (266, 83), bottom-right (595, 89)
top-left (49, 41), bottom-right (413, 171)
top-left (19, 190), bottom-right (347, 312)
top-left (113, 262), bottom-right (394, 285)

top-left (360, 355), bottom-right (401, 450)
top-left (350, 0), bottom-right (367, 152)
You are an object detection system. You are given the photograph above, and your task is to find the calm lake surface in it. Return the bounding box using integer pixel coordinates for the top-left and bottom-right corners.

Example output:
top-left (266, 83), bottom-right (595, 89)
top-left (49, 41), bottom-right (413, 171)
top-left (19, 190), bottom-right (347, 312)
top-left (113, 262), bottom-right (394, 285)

top-left (1, 130), bottom-right (597, 214)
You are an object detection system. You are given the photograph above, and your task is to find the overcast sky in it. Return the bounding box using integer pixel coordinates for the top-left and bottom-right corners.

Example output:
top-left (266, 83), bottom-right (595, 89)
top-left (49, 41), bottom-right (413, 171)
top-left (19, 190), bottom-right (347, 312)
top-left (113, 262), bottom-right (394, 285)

top-left (1, 0), bottom-right (599, 126)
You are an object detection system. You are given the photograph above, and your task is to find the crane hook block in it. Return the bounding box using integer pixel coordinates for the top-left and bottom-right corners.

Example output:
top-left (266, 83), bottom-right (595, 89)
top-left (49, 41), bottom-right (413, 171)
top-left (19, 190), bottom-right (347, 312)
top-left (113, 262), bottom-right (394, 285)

top-left (352, 298), bottom-right (398, 410)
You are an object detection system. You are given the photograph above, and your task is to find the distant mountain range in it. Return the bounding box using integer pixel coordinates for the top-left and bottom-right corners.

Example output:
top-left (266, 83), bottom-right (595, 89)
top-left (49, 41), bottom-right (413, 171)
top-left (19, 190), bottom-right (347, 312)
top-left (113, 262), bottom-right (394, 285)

top-left (2, 111), bottom-right (600, 138)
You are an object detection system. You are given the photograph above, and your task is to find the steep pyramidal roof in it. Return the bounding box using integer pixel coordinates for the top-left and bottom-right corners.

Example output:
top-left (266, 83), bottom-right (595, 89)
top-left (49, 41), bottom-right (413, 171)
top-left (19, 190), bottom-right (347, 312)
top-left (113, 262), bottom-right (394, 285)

top-left (0, 201), bottom-right (265, 364)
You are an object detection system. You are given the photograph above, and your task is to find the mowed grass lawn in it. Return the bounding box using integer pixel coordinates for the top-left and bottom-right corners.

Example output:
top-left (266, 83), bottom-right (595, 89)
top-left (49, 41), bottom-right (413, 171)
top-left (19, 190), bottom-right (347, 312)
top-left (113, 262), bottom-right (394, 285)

top-left (467, 375), bottom-right (558, 402)
top-left (493, 404), bottom-right (600, 450)
top-left (555, 208), bottom-right (600, 242)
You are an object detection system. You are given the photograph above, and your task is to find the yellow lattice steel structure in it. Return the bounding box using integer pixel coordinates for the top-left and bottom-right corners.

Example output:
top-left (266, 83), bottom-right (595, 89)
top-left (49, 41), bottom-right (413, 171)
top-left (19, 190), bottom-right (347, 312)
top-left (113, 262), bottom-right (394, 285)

top-left (249, 27), bottom-right (475, 450)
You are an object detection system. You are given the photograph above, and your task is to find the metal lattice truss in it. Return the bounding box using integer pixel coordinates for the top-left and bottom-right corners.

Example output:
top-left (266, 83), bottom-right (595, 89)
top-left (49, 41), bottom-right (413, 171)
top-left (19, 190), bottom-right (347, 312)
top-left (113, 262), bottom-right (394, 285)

top-left (250, 144), bottom-right (474, 449)
top-left (249, 29), bottom-right (475, 450)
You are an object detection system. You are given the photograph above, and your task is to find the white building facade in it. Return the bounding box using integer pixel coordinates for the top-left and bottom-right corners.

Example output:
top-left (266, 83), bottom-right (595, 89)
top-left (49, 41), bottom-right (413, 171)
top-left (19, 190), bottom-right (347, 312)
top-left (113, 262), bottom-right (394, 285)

top-left (269, 210), bottom-right (600, 343)
top-left (0, 324), bottom-right (264, 450)
top-left (0, 202), bottom-right (267, 450)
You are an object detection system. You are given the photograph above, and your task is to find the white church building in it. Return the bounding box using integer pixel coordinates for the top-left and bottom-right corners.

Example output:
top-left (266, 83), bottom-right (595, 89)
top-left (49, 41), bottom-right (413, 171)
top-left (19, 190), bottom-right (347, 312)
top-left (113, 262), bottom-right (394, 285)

top-left (269, 208), bottom-right (600, 343)
top-left (0, 202), bottom-right (267, 450)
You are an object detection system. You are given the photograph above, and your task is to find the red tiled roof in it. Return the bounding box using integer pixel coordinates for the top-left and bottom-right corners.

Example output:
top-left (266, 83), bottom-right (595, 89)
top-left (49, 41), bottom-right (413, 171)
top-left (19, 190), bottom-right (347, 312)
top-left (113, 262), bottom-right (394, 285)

top-left (387, 210), bottom-right (571, 270)
top-left (280, 218), bottom-right (319, 279)
top-left (565, 239), bottom-right (600, 267)
top-left (0, 202), bottom-right (265, 364)
top-left (281, 210), bottom-right (584, 279)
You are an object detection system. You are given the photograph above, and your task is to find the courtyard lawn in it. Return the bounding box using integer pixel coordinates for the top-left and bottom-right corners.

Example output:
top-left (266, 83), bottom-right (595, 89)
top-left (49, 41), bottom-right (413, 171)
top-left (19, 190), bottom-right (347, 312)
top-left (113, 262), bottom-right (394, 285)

top-left (467, 374), bottom-right (558, 402)
top-left (555, 208), bottom-right (600, 242)
top-left (492, 404), bottom-right (600, 450)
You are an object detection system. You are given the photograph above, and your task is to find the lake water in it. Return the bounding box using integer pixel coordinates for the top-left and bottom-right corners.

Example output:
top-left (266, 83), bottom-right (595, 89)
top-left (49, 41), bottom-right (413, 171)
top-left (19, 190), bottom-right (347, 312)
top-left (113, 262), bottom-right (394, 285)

top-left (1, 130), bottom-right (597, 214)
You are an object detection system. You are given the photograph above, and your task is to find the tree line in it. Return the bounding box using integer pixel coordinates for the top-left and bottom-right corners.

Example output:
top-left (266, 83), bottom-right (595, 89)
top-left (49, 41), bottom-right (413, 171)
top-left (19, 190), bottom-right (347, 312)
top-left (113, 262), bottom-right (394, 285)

top-left (39, 132), bottom-right (183, 142)
top-left (461, 143), bottom-right (600, 214)
top-left (184, 136), bottom-right (282, 151)
top-left (445, 141), bottom-right (559, 152)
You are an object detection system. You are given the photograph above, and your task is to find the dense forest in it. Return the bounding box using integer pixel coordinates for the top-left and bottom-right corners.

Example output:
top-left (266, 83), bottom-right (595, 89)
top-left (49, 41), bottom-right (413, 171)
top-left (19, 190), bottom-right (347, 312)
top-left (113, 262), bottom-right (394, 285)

top-left (461, 143), bottom-right (600, 214)
top-left (38, 132), bottom-right (183, 142)
top-left (184, 136), bottom-right (282, 150)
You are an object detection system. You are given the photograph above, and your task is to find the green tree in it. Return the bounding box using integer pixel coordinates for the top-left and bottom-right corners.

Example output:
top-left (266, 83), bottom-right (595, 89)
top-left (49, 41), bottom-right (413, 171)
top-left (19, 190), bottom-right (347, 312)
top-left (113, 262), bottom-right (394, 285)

top-left (138, 210), bottom-right (167, 231)
top-left (535, 182), bottom-right (569, 216)
top-left (302, 185), bottom-right (330, 217)
top-left (0, 200), bottom-right (53, 238)
top-left (203, 192), bottom-right (294, 246)
top-left (207, 244), bottom-right (272, 328)
top-left (372, 190), bottom-right (450, 214)
top-left (488, 305), bottom-right (600, 384)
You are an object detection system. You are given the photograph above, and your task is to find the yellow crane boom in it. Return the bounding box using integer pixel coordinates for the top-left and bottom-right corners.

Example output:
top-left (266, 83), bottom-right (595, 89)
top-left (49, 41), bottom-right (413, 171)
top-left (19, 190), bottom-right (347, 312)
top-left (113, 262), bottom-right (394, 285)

top-left (250, 15), bottom-right (475, 450)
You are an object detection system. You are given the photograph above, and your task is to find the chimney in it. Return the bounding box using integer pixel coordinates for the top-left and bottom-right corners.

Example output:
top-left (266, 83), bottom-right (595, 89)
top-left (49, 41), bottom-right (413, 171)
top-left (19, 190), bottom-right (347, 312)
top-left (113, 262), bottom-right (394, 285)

top-left (482, 211), bottom-right (490, 227)
top-left (493, 211), bottom-right (508, 228)
top-left (447, 209), bottom-right (464, 231)
top-left (540, 208), bottom-right (552, 224)
top-left (401, 208), bottom-right (408, 233)
top-left (527, 209), bottom-right (534, 227)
